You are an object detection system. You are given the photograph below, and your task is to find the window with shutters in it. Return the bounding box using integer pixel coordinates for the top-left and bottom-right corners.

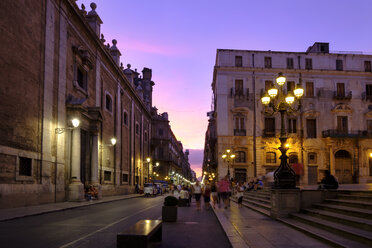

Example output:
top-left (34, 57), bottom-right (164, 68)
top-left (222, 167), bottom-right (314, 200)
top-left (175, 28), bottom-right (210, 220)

top-left (336, 59), bottom-right (343, 71)
top-left (288, 118), bottom-right (297, 133)
top-left (306, 82), bottom-right (314, 97)
top-left (337, 116), bottom-right (348, 133)
top-left (287, 81), bottom-right (295, 93)
top-left (105, 93), bottom-right (113, 112)
top-left (264, 118), bottom-right (275, 137)
top-left (308, 153), bottom-right (317, 164)
top-left (365, 61), bottom-right (371, 72)
top-left (366, 84), bottom-right (372, 98)
top-left (235, 151), bottom-right (246, 163)
top-left (235, 80), bottom-right (244, 96)
top-left (123, 111), bottom-right (129, 126)
top-left (265, 80), bottom-right (273, 91)
top-left (306, 119), bottom-right (317, 138)
top-left (264, 57), bottom-right (272, 68)
top-left (367, 120), bottom-right (372, 133)
top-left (235, 56), bottom-right (242, 67)
top-left (287, 58), bottom-right (294, 69)
top-left (337, 83), bottom-right (345, 97)
top-left (305, 58), bottom-right (312, 70)
top-left (266, 152), bottom-right (276, 164)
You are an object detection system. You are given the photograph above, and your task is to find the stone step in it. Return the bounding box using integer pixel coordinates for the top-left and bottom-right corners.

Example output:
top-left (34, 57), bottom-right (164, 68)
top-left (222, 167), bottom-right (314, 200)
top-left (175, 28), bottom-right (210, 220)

top-left (337, 194), bottom-right (372, 203)
top-left (302, 208), bottom-right (372, 232)
top-left (324, 199), bottom-right (372, 210)
top-left (243, 192), bottom-right (270, 199)
top-left (290, 213), bottom-right (372, 246)
top-left (279, 217), bottom-right (371, 248)
top-left (241, 201), bottom-right (271, 217)
top-left (313, 203), bottom-right (372, 219)
top-left (243, 195), bottom-right (270, 205)
top-left (337, 190), bottom-right (372, 197)
top-left (242, 198), bottom-right (271, 212)
top-left (244, 191), bottom-right (271, 199)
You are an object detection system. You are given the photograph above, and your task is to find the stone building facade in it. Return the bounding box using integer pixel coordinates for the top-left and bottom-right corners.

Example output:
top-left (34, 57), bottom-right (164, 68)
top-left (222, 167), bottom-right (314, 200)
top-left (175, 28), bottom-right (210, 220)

top-left (210, 42), bottom-right (372, 185)
top-left (0, 0), bottom-right (154, 208)
top-left (150, 108), bottom-right (193, 184)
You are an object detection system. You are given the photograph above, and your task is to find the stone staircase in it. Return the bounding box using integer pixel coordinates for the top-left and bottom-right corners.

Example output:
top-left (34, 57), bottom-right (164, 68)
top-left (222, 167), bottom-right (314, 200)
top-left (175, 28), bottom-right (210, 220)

top-left (281, 190), bottom-right (372, 248)
top-left (236, 188), bottom-right (272, 217)
top-left (232, 189), bottom-right (372, 247)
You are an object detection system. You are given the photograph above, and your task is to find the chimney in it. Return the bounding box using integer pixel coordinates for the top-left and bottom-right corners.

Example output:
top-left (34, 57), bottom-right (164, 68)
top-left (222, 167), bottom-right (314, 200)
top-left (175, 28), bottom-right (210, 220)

top-left (110, 39), bottom-right (121, 66)
top-left (142, 67), bottom-right (152, 80)
top-left (86, 3), bottom-right (102, 37)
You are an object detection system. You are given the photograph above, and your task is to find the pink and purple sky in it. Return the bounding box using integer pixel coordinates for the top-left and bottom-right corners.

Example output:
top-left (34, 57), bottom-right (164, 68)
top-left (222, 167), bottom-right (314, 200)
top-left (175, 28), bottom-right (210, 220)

top-left (78, 0), bottom-right (372, 178)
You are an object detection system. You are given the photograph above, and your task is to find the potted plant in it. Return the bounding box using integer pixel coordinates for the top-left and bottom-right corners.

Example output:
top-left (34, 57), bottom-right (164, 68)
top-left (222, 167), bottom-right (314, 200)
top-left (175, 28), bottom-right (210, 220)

top-left (162, 196), bottom-right (178, 222)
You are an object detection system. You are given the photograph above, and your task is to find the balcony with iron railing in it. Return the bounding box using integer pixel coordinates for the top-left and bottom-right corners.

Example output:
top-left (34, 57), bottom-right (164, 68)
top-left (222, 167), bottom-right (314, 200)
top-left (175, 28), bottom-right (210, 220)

top-left (234, 129), bottom-right (246, 136)
top-left (333, 91), bottom-right (352, 100)
top-left (322, 129), bottom-right (372, 138)
top-left (361, 92), bottom-right (372, 101)
top-left (262, 129), bottom-right (301, 138)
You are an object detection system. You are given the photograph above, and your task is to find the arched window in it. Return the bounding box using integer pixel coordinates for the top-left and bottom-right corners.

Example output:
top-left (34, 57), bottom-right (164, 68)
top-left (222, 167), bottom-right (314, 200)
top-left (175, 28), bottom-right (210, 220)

top-left (235, 151), bottom-right (246, 163)
top-left (123, 111), bottom-right (128, 126)
top-left (308, 152), bottom-right (317, 164)
top-left (289, 153), bottom-right (298, 164)
top-left (266, 152), bottom-right (276, 163)
top-left (105, 94), bottom-right (112, 112)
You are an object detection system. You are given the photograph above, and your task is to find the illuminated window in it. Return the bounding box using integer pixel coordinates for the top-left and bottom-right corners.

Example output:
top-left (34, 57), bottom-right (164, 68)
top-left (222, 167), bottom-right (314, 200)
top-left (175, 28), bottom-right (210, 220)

top-left (266, 152), bottom-right (276, 163)
top-left (235, 151), bottom-right (246, 163)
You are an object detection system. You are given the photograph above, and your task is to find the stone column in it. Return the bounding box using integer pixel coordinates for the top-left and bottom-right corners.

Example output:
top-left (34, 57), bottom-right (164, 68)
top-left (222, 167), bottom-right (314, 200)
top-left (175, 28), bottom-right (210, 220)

top-left (68, 127), bottom-right (84, 201)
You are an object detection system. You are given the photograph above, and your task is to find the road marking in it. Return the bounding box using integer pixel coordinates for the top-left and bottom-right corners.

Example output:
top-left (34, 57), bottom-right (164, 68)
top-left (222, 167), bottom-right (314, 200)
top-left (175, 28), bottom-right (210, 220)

top-left (59, 203), bottom-right (161, 248)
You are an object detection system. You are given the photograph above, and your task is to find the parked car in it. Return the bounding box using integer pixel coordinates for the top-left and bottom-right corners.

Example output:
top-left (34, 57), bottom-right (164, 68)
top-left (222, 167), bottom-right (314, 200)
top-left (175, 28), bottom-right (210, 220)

top-left (144, 183), bottom-right (156, 196)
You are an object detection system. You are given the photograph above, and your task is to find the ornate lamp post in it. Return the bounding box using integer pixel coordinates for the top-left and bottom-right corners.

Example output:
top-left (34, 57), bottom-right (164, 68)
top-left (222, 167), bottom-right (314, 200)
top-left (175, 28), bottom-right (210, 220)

top-left (222, 149), bottom-right (236, 178)
top-left (261, 72), bottom-right (304, 189)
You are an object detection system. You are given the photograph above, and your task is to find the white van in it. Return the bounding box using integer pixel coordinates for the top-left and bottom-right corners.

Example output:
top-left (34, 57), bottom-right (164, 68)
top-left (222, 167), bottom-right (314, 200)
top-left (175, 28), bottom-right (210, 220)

top-left (144, 183), bottom-right (156, 196)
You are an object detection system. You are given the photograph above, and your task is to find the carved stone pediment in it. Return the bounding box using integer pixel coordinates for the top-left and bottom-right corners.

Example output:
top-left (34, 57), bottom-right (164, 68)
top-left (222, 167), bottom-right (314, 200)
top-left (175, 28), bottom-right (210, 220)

top-left (331, 103), bottom-right (352, 113)
top-left (364, 110), bottom-right (372, 118)
top-left (303, 109), bottom-right (320, 118)
top-left (231, 107), bottom-right (249, 114)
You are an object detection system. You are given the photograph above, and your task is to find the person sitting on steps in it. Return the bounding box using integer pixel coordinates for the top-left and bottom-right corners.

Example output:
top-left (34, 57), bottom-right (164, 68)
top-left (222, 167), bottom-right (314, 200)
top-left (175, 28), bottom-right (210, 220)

top-left (318, 170), bottom-right (339, 190)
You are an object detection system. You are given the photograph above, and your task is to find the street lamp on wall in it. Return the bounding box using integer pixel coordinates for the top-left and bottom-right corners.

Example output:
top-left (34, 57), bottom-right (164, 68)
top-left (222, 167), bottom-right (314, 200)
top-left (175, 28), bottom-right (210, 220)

top-left (222, 149), bottom-right (236, 178)
top-left (261, 72), bottom-right (304, 189)
top-left (55, 118), bottom-right (80, 134)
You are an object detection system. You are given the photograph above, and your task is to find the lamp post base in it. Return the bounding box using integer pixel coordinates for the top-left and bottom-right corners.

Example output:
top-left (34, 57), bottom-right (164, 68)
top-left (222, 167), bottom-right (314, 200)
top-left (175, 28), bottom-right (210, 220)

top-left (270, 188), bottom-right (300, 219)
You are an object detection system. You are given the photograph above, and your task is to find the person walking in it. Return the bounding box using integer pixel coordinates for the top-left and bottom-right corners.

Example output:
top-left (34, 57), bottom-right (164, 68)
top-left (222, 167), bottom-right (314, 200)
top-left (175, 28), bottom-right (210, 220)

top-left (218, 175), bottom-right (230, 209)
top-left (210, 181), bottom-right (218, 209)
top-left (203, 183), bottom-right (211, 210)
top-left (192, 180), bottom-right (202, 210)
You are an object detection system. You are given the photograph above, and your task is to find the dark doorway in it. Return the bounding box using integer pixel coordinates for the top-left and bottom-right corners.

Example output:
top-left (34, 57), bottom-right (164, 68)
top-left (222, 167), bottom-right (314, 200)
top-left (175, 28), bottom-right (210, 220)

top-left (335, 150), bottom-right (352, 184)
top-left (80, 129), bottom-right (92, 185)
top-left (234, 168), bottom-right (247, 183)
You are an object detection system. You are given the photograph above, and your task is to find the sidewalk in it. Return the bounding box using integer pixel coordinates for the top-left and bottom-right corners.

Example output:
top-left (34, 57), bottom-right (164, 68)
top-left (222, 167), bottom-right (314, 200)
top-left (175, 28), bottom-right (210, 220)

top-left (212, 201), bottom-right (330, 248)
top-left (154, 199), bottom-right (232, 248)
top-left (0, 194), bottom-right (142, 222)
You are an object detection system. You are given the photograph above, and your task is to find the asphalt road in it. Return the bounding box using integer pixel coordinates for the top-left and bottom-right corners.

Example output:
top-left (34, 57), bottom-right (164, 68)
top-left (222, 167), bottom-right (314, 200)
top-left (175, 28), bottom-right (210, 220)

top-left (0, 196), bottom-right (164, 248)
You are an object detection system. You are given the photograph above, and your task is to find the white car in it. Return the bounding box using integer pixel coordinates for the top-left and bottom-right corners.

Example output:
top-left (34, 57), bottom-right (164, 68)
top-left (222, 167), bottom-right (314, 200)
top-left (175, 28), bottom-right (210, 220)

top-left (144, 183), bottom-right (156, 196)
